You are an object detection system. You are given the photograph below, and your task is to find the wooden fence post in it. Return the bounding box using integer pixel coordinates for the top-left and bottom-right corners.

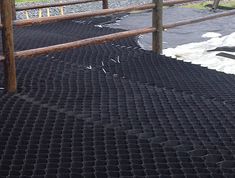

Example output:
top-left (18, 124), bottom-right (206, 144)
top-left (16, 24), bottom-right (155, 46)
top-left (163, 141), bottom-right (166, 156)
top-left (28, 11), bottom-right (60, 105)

top-left (1, 0), bottom-right (17, 92)
top-left (212, 0), bottom-right (220, 10)
top-left (12, 0), bottom-right (16, 20)
top-left (152, 0), bottom-right (163, 53)
top-left (102, 0), bottom-right (108, 9)
top-left (0, 3), bottom-right (1, 24)
top-left (60, 0), bottom-right (64, 15)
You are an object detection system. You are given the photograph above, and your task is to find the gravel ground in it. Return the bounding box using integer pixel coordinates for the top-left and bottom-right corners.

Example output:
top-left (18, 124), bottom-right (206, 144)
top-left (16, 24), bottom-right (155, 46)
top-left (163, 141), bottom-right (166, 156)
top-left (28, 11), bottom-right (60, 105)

top-left (16, 0), bottom-right (152, 19)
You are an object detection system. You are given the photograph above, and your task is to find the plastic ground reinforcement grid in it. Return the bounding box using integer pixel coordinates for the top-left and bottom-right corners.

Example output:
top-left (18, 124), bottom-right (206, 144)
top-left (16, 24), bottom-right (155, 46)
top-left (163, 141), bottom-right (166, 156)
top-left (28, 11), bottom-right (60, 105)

top-left (0, 15), bottom-right (235, 178)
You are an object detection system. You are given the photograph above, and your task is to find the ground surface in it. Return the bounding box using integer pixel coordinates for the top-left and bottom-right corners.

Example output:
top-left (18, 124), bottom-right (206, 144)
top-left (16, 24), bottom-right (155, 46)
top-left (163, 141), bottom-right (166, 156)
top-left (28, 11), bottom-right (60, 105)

top-left (164, 32), bottom-right (235, 75)
top-left (184, 0), bottom-right (235, 10)
top-left (107, 7), bottom-right (235, 49)
top-left (16, 0), bottom-right (48, 3)
top-left (0, 14), bottom-right (235, 178)
top-left (16, 0), bottom-right (153, 19)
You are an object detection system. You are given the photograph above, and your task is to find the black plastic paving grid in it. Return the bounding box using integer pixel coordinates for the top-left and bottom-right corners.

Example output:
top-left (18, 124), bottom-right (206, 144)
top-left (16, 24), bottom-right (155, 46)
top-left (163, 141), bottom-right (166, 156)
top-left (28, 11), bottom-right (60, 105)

top-left (2, 17), bottom-right (235, 104)
top-left (0, 95), bottom-right (164, 178)
top-left (0, 15), bottom-right (235, 177)
top-left (0, 91), bottom-right (235, 178)
top-left (11, 43), bottom-right (235, 104)
top-left (0, 70), bottom-right (235, 178)
top-left (0, 15), bottom-right (139, 53)
top-left (12, 66), bottom-right (235, 147)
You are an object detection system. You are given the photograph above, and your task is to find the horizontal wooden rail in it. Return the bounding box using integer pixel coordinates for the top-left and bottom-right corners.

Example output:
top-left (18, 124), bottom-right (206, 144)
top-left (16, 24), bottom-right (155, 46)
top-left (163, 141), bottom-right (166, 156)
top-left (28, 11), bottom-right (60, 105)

top-left (0, 0), bottom-right (195, 30)
top-left (14, 3), bottom-right (155, 27)
top-left (15, 0), bottom-right (199, 11)
top-left (163, 0), bottom-right (200, 6)
top-left (164, 9), bottom-right (235, 29)
top-left (16, 0), bottom-right (101, 11)
top-left (15, 27), bottom-right (156, 59)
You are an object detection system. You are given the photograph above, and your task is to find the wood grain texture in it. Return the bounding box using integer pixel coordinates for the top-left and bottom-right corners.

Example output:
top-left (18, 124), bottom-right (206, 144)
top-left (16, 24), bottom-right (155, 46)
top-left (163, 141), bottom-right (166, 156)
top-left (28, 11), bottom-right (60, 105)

top-left (1, 0), bottom-right (17, 92)
top-left (11, 0), bottom-right (16, 20)
top-left (152, 0), bottom-right (163, 53)
top-left (102, 0), bottom-right (108, 9)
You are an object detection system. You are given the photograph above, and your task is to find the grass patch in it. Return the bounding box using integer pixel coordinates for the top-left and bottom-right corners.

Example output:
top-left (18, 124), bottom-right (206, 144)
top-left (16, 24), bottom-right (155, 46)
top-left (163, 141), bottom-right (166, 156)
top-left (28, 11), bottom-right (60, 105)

top-left (183, 0), bottom-right (235, 10)
top-left (16, 0), bottom-right (48, 3)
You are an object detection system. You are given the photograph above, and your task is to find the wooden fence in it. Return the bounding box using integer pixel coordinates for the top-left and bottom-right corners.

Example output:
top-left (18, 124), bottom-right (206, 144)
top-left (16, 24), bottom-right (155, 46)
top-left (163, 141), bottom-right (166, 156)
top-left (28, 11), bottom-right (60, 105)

top-left (15, 0), bottom-right (108, 19)
top-left (0, 0), bottom-right (235, 92)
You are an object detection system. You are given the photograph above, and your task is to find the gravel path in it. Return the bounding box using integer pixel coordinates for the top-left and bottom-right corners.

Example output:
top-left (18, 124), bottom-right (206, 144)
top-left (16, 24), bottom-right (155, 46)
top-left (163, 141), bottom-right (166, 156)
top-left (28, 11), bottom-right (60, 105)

top-left (16, 0), bottom-right (152, 19)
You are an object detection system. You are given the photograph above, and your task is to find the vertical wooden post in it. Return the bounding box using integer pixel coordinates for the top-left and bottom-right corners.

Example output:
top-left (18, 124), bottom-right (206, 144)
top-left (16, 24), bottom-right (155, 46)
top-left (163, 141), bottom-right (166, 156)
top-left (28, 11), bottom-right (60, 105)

top-left (102, 0), bottom-right (108, 9)
top-left (11, 0), bottom-right (16, 20)
top-left (212, 0), bottom-right (221, 10)
top-left (0, 3), bottom-right (2, 24)
top-left (47, 8), bottom-right (50, 17)
top-left (1, 0), bottom-right (17, 92)
top-left (38, 9), bottom-right (43, 18)
top-left (152, 0), bottom-right (163, 53)
top-left (60, 0), bottom-right (64, 15)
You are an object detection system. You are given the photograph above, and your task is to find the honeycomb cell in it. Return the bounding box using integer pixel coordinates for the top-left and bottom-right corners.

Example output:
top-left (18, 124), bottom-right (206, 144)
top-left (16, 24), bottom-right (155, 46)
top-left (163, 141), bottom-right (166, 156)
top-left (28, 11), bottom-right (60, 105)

top-left (0, 16), bottom-right (235, 178)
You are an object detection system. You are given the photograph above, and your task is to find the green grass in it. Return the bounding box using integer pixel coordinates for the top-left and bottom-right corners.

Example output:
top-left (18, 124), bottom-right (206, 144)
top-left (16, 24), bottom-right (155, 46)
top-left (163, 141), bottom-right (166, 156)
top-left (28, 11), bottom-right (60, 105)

top-left (183, 0), bottom-right (235, 10)
top-left (16, 0), bottom-right (48, 3)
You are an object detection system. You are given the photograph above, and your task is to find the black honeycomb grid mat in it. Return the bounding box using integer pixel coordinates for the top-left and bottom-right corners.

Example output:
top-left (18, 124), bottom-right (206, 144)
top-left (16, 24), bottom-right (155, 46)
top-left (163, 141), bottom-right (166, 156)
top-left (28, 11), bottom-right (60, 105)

top-left (0, 15), bottom-right (235, 178)
top-left (0, 94), bottom-right (235, 178)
